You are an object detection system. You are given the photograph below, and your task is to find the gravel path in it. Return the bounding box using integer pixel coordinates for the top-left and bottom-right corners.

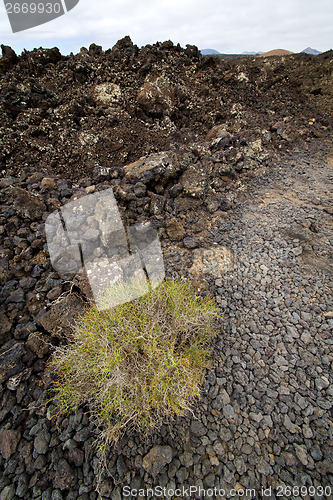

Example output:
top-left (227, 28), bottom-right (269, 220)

top-left (199, 147), bottom-right (333, 498)
top-left (94, 145), bottom-right (333, 499)
top-left (1, 144), bottom-right (332, 499)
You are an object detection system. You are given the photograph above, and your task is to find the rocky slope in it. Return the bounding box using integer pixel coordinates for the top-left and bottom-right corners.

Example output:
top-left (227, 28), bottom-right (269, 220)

top-left (0, 39), bottom-right (332, 181)
top-left (0, 38), bottom-right (332, 499)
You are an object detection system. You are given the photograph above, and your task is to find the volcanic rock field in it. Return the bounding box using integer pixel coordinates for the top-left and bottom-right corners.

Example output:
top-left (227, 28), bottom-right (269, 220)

top-left (0, 39), bottom-right (333, 499)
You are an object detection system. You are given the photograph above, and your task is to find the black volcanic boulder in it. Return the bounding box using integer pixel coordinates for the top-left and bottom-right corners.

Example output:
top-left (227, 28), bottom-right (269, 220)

top-left (124, 151), bottom-right (180, 187)
top-left (137, 75), bottom-right (175, 116)
top-left (0, 341), bottom-right (26, 384)
top-left (12, 187), bottom-right (46, 221)
top-left (39, 294), bottom-right (86, 338)
top-left (0, 45), bottom-right (18, 73)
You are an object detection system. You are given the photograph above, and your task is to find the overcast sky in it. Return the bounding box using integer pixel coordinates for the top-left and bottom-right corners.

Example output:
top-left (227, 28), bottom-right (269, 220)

top-left (1, 0), bottom-right (332, 55)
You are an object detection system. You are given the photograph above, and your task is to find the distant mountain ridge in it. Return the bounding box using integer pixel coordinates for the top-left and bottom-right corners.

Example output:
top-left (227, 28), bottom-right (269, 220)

top-left (241, 51), bottom-right (264, 55)
top-left (200, 48), bottom-right (221, 55)
top-left (200, 47), bottom-right (322, 57)
top-left (302, 47), bottom-right (321, 55)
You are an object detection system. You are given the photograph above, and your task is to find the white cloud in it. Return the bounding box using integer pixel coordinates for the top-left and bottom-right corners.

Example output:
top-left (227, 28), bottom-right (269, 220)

top-left (0, 0), bottom-right (332, 55)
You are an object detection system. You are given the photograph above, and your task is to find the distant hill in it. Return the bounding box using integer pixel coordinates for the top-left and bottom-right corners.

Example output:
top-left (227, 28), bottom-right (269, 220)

top-left (302, 47), bottom-right (321, 55)
top-left (200, 48), bottom-right (221, 55)
top-left (241, 51), bottom-right (264, 55)
top-left (259, 49), bottom-right (294, 57)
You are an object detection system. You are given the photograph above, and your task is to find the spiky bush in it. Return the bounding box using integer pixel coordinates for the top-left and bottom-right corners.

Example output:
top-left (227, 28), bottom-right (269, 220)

top-left (49, 279), bottom-right (220, 448)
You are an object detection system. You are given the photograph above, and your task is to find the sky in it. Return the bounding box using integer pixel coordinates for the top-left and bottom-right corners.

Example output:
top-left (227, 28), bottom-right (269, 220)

top-left (0, 0), bottom-right (332, 56)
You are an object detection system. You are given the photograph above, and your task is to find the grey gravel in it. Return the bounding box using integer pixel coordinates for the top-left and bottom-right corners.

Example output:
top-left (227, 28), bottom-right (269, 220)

top-left (1, 145), bottom-right (332, 498)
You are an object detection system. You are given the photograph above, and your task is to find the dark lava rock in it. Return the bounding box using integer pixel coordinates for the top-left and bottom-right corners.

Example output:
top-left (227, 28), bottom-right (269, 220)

top-left (0, 44), bottom-right (18, 73)
top-left (137, 76), bottom-right (174, 116)
top-left (190, 420), bottom-right (207, 437)
top-left (26, 331), bottom-right (49, 358)
top-left (0, 429), bottom-right (20, 459)
top-left (53, 458), bottom-right (75, 490)
top-left (0, 342), bottom-right (26, 384)
top-left (39, 294), bottom-right (86, 337)
top-left (8, 288), bottom-right (25, 303)
top-left (124, 151), bottom-right (180, 186)
top-left (183, 236), bottom-right (200, 249)
top-left (166, 218), bottom-right (185, 241)
top-left (12, 188), bottom-right (46, 220)
top-left (0, 311), bottom-right (12, 342)
top-left (34, 428), bottom-right (51, 454)
top-left (133, 182), bottom-right (147, 197)
top-left (169, 183), bottom-right (182, 198)
top-left (68, 448), bottom-right (84, 467)
top-left (142, 445), bottom-right (173, 477)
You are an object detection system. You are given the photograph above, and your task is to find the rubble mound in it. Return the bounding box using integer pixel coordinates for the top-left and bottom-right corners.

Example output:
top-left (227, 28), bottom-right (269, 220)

top-left (0, 39), bottom-right (332, 181)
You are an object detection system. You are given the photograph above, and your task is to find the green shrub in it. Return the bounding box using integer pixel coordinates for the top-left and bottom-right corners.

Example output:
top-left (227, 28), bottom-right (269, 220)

top-left (49, 279), bottom-right (220, 448)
